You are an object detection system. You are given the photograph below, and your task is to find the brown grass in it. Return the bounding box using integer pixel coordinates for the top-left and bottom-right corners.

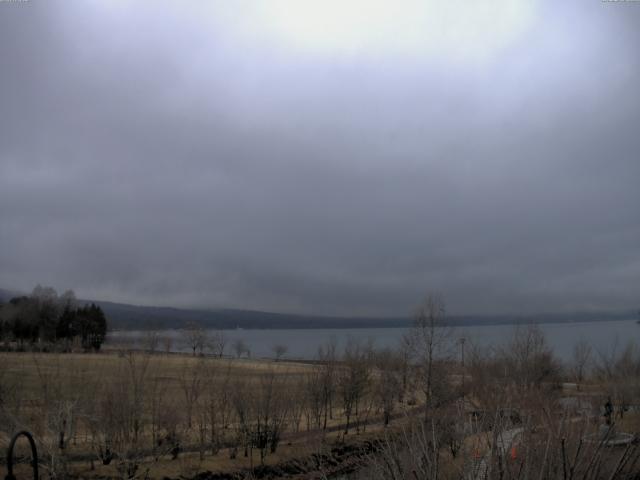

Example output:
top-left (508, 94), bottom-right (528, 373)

top-left (0, 351), bottom-right (402, 479)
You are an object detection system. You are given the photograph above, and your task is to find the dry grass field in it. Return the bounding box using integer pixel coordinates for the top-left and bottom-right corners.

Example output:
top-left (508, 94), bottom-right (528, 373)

top-left (0, 350), bottom-right (410, 479)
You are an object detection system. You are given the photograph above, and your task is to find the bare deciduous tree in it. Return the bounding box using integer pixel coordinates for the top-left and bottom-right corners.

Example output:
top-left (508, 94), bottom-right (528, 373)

top-left (572, 338), bottom-right (592, 388)
top-left (232, 338), bottom-right (249, 358)
top-left (505, 324), bottom-right (560, 390)
top-left (163, 335), bottom-right (173, 355)
top-left (179, 358), bottom-right (205, 429)
top-left (272, 344), bottom-right (287, 361)
top-left (317, 338), bottom-right (337, 429)
top-left (204, 360), bottom-right (233, 455)
top-left (374, 348), bottom-right (401, 426)
top-left (407, 293), bottom-right (452, 417)
top-left (182, 322), bottom-right (207, 356)
top-left (208, 329), bottom-right (226, 357)
top-left (304, 369), bottom-right (324, 430)
top-left (338, 338), bottom-right (371, 434)
top-left (85, 352), bottom-right (152, 479)
top-left (142, 331), bottom-right (160, 354)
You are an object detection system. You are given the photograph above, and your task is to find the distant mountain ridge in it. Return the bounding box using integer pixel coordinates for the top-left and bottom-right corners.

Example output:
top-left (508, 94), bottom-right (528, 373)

top-left (90, 300), bottom-right (411, 330)
top-left (0, 288), bottom-right (635, 330)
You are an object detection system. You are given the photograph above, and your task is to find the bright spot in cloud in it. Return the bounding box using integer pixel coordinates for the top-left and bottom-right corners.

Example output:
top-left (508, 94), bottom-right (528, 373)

top-left (249, 0), bottom-right (537, 61)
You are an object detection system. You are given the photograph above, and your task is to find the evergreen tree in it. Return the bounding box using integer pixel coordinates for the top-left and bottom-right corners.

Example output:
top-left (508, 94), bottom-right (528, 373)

top-left (2, 287), bottom-right (108, 351)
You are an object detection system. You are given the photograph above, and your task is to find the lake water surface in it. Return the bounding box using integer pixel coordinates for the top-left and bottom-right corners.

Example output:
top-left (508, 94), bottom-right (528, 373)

top-left (108, 319), bottom-right (640, 362)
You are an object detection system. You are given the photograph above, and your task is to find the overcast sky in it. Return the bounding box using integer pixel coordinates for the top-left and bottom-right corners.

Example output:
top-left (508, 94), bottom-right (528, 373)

top-left (1, 0), bottom-right (639, 316)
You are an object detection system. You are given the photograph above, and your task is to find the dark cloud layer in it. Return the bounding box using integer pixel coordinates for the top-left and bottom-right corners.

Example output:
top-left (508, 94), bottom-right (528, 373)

top-left (1, 1), bottom-right (639, 316)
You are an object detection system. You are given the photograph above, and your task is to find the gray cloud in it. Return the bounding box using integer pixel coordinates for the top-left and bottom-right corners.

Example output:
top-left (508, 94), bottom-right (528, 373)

top-left (1, 0), bottom-right (639, 316)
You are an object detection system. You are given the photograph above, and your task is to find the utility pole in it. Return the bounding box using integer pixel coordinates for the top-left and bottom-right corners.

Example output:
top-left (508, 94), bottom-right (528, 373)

top-left (459, 337), bottom-right (466, 400)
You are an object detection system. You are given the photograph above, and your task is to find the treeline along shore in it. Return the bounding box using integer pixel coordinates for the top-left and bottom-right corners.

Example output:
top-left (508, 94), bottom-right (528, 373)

top-left (0, 285), bottom-right (107, 352)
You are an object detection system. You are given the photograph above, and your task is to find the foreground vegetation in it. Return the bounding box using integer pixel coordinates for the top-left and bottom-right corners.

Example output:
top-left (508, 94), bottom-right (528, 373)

top-left (1, 295), bottom-right (640, 479)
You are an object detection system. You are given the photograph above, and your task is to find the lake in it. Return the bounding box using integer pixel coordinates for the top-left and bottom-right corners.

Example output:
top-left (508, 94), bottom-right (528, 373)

top-left (107, 318), bottom-right (640, 362)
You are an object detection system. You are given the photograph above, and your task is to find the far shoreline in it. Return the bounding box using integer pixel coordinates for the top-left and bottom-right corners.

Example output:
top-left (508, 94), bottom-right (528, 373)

top-left (106, 314), bottom-right (637, 332)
